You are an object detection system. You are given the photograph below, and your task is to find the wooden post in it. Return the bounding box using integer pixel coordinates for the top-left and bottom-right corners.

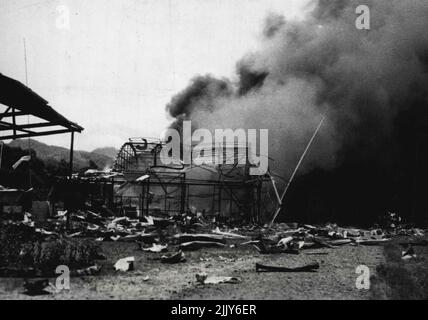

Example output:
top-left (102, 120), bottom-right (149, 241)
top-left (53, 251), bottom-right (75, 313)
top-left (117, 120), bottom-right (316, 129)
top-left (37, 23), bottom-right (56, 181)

top-left (146, 178), bottom-right (150, 216)
top-left (69, 131), bottom-right (74, 178)
top-left (66, 131), bottom-right (75, 229)
top-left (12, 108), bottom-right (16, 137)
top-left (180, 174), bottom-right (186, 215)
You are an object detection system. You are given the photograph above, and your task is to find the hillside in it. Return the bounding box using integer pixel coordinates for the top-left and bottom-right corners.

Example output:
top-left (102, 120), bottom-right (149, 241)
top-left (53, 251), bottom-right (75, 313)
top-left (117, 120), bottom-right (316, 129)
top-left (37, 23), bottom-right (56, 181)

top-left (8, 139), bottom-right (117, 170)
top-left (92, 147), bottom-right (118, 160)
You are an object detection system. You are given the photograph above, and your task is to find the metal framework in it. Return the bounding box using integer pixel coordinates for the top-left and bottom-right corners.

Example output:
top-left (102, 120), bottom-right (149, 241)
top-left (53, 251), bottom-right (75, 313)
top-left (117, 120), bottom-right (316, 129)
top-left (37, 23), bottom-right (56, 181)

top-left (114, 138), bottom-right (163, 172)
top-left (113, 138), bottom-right (270, 223)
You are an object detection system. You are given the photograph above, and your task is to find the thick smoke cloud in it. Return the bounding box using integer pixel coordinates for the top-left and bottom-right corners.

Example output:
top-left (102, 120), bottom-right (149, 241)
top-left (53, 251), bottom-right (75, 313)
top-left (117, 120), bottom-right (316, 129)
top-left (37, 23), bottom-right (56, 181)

top-left (166, 0), bottom-right (428, 182)
top-left (166, 75), bottom-right (233, 132)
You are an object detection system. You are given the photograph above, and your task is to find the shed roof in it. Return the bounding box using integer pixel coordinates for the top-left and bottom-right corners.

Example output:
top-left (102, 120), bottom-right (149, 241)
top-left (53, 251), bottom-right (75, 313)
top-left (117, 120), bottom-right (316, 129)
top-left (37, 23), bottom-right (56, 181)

top-left (0, 73), bottom-right (83, 140)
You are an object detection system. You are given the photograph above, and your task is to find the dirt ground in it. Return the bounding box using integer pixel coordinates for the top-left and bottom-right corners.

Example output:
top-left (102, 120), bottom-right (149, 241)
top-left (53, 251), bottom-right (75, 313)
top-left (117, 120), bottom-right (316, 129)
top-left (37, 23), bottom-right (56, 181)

top-left (0, 240), bottom-right (384, 300)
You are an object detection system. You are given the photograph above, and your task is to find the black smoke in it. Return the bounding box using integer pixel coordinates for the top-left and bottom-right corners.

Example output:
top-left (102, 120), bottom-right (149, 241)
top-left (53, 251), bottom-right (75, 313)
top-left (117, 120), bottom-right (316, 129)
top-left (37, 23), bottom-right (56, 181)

top-left (165, 0), bottom-right (428, 225)
top-left (166, 75), bottom-right (233, 131)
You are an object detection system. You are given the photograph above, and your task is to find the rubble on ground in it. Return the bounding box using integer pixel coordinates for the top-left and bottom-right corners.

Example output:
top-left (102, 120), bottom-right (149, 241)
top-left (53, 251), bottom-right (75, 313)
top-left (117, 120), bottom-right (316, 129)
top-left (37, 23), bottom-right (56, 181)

top-left (161, 250), bottom-right (186, 264)
top-left (114, 257), bottom-right (135, 272)
top-left (196, 274), bottom-right (241, 285)
top-left (0, 206), bottom-right (426, 280)
top-left (255, 261), bottom-right (320, 273)
top-left (23, 279), bottom-right (50, 296)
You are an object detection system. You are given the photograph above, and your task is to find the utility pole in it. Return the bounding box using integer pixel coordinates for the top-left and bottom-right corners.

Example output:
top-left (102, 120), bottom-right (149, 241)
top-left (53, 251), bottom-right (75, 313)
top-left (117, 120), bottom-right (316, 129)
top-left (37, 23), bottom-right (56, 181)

top-left (23, 37), bottom-right (32, 189)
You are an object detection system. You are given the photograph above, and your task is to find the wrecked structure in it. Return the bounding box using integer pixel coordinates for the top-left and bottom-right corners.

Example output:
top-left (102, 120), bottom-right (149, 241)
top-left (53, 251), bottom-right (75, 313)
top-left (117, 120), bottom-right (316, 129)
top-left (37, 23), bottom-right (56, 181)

top-left (0, 73), bottom-right (83, 169)
top-left (111, 138), bottom-right (271, 224)
top-left (0, 73), bottom-right (83, 219)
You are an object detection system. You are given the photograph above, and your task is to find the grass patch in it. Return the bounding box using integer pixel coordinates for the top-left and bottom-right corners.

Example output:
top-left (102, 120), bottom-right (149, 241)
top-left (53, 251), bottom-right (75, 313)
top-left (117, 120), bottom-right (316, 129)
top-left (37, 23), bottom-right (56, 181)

top-left (371, 237), bottom-right (428, 299)
top-left (0, 222), bottom-right (101, 276)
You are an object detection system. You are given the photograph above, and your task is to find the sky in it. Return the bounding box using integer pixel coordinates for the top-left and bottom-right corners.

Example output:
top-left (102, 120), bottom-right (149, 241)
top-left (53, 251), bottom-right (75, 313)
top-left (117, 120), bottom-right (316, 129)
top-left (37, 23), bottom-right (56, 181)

top-left (0, 0), bottom-right (308, 151)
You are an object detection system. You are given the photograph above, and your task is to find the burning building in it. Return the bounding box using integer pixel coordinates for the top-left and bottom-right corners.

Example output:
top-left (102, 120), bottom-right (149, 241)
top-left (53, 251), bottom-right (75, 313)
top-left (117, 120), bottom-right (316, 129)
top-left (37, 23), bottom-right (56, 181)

top-left (112, 137), bottom-right (271, 223)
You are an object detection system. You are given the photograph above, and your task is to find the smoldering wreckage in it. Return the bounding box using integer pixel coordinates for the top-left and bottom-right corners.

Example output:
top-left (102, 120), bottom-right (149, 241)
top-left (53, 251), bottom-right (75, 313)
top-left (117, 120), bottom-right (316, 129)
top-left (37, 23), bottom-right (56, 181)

top-left (2, 0), bottom-right (428, 298)
top-left (0, 133), bottom-right (425, 296)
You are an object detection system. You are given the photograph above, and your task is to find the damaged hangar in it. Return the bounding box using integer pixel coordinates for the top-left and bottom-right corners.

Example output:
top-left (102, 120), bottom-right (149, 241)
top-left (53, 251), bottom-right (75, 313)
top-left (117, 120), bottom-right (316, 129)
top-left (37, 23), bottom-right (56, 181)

top-left (112, 138), bottom-right (272, 223)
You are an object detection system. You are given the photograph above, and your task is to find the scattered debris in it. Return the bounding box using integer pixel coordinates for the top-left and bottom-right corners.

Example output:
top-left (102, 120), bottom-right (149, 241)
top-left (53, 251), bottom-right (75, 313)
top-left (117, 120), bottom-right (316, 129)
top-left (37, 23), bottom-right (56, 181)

top-left (277, 236), bottom-right (293, 247)
top-left (255, 262), bottom-right (320, 273)
top-left (73, 265), bottom-right (102, 276)
top-left (142, 243), bottom-right (168, 253)
top-left (12, 155), bottom-right (31, 170)
top-left (114, 257), bottom-right (135, 272)
top-left (179, 241), bottom-right (226, 251)
top-left (136, 174), bottom-right (150, 182)
top-left (196, 273), bottom-right (241, 285)
top-left (401, 246), bottom-right (417, 260)
top-left (161, 250), bottom-right (186, 264)
top-left (311, 237), bottom-right (335, 249)
top-left (328, 239), bottom-right (352, 246)
top-left (254, 240), bottom-right (299, 254)
top-left (212, 227), bottom-right (248, 239)
top-left (1, 201), bottom-right (425, 288)
top-left (23, 279), bottom-right (50, 296)
top-left (380, 211), bottom-right (402, 229)
top-left (173, 233), bottom-right (226, 244)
